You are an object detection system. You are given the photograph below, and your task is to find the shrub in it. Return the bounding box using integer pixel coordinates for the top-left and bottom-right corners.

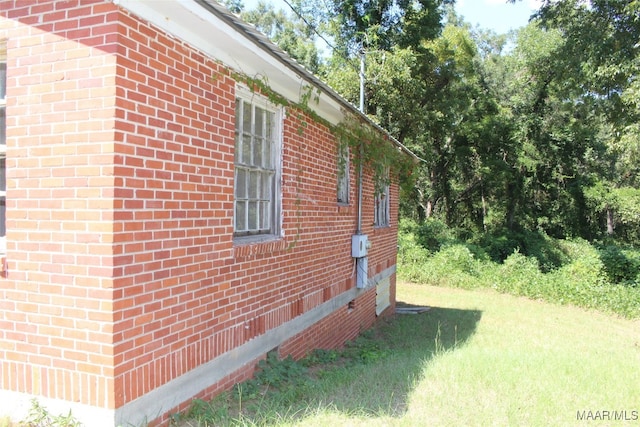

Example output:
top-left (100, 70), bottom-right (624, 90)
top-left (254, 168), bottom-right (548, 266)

top-left (598, 245), bottom-right (640, 286)
top-left (414, 218), bottom-right (459, 252)
top-left (554, 239), bottom-right (606, 287)
top-left (475, 232), bottom-right (520, 263)
top-left (492, 251), bottom-right (546, 298)
top-left (397, 225), bottom-right (433, 284)
top-left (472, 229), bottom-right (570, 271)
top-left (398, 220), bottom-right (640, 318)
top-left (432, 245), bottom-right (478, 276)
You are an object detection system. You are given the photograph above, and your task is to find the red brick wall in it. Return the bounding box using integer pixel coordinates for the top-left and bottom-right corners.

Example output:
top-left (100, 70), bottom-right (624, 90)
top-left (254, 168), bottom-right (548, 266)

top-left (0, 0), bottom-right (119, 409)
top-left (109, 5), bottom-right (399, 411)
top-left (110, 8), bottom-right (235, 408)
top-left (0, 0), bottom-right (399, 422)
top-left (278, 288), bottom-right (377, 360)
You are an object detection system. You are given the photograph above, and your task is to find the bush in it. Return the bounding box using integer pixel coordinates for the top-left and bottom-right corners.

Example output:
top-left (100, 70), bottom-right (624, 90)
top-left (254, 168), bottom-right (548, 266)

top-left (598, 245), bottom-right (640, 286)
top-left (414, 218), bottom-right (459, 252)
top-left (475, 233), bottom-right (520, 263)
top-left (491, 251), bottom-right (546, 298)
top-left (397, 223), bottom-right (433, 284)
top-left (397, 239), bottom-right (482, 289)
top-left (432, 245), bottom-right (478, 276)
top-left (398, 220), bottom-right (640, 318)
top-left (472, 229), bottom-right (570, 271)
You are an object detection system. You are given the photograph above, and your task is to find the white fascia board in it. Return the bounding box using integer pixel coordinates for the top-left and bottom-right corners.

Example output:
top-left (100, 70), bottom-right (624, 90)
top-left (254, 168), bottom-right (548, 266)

top-left (112, 0), bottom-right (344, 125)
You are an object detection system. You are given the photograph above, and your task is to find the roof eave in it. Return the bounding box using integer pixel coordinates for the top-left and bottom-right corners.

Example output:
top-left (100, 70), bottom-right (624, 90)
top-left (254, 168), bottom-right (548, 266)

top-left (112, 0), bottom-right (418, 160)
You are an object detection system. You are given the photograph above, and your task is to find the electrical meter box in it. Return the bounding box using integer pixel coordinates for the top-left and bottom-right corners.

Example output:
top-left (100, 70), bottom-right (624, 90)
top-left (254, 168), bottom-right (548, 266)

top-left (351, 234), bottom-right (369, 258)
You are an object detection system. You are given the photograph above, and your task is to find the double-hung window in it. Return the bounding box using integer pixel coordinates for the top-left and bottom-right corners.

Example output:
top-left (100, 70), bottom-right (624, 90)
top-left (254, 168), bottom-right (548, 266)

top-left (0, 44), bottom-right (6, 253)
top-left (374, 170), bottom-right (390, 227)
top-left (234, 86), bottom-right (282, 239)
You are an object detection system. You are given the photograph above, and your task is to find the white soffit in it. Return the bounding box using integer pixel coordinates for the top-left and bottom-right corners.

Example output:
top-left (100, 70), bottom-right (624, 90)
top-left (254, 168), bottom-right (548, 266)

top-left (112, 0), bottom-right (345, 125)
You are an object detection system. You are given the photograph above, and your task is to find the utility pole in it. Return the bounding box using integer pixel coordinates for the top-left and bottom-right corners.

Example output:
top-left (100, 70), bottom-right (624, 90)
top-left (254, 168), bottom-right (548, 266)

top-left (356, 46), bottom-right (365, 234)
top-left (359, 47), bottom-right (365, 113)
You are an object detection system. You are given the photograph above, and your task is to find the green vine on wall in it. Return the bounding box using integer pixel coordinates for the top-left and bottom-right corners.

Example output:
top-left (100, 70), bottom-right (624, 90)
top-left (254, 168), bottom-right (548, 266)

top-left (228, 72), bottom-right (316, 250)
top-left (226, 70), bottom-right (415, 194)
top-left (334, 113), bottom-right (415, 195)
top-left (232, 72), bottom-right (322, 136)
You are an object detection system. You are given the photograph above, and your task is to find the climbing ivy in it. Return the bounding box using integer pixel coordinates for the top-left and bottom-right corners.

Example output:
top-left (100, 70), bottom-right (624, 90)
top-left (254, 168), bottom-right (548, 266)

top-left (227, 70), bottom-right (415, 194)
top-left (334, 112), bottom-right (415, 195)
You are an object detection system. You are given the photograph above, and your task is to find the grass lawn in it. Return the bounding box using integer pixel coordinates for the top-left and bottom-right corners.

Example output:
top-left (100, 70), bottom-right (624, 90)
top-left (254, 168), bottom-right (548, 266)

top-left (185, 282), bottom-right (640, 427)
top-left (388, 283), bottom-right (640, 427)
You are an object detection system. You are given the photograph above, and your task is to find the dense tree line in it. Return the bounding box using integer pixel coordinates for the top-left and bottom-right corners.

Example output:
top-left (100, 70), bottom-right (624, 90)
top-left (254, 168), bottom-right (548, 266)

top-left (227, 0), bottom-right (640, 245)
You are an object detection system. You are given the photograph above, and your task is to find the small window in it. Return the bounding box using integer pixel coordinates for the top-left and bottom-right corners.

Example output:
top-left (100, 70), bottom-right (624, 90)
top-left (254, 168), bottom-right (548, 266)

top-left (234, 86), bottom-right (282, 239)
top-left (374, 170), bottom-right (390, 228)
top-left (337, 144), bottom-right (349, 204)
top-left (0, 43), bottom-right (6, 253)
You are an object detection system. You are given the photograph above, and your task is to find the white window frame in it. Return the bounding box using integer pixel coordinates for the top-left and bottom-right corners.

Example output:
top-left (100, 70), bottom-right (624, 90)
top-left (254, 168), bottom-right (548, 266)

top-left (233, 85), bottom-right (282, 241)
top-left (0, 44), bottom-right (6, 254)
top-left (374, 170), bottom-right (390, 228)
top-left (337, 144), bottom-right (349, 204)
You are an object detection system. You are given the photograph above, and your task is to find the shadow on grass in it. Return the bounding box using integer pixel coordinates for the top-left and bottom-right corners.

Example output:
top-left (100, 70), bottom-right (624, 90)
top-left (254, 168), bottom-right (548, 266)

top-left (394, 301), bottom-right (482, 352)
top-left (176, 303), bottom-right (482, 426)
top-left (313, 302), bottom-right (482, 418)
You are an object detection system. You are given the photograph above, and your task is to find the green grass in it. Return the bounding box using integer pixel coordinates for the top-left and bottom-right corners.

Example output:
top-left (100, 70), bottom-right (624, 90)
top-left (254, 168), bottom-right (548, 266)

top-left (174, 283), bottom-right (640, 426)
top-left (0, 399), bottom-right (83, 427)
top-left (396, 284), bottom-right (640, 427)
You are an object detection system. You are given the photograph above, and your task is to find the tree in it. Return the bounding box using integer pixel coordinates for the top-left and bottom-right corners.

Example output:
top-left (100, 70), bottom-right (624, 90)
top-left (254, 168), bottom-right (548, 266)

top-left (531, 0), bottom-right (640, 239)
top-left (229, 0), bottom-right (640, 243)
top-left (236, 0), bottom-right (323, 73)
top-left (222, 0), bottom-right (244, 14)
top-left (330, 0), bottom-right (453, 55)
top-left (327, 10), bottom-right (517, 231)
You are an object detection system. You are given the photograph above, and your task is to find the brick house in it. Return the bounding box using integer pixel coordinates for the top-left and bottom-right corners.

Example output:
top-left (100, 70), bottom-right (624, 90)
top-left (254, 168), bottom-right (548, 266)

top-left (0, 1), bottom-right (414, 425)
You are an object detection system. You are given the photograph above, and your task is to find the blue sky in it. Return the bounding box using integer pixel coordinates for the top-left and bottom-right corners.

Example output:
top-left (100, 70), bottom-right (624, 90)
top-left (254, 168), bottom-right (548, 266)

top-left (241, 0), bottom-right (543, 35)
top-left (456, 0), bottom-right (543, 34)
